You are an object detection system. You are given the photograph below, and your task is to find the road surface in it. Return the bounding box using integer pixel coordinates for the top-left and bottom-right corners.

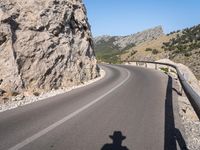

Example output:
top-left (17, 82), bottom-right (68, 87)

top-left (0, 65), bottom-right (186, 150)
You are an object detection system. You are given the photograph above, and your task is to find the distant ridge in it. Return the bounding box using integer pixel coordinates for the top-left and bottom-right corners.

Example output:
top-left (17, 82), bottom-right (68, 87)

top-left (94, 26), bottom-right (164, 50)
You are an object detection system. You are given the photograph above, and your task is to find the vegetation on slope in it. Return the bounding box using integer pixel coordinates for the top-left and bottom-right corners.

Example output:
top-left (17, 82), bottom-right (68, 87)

top-left (162, 25), bottom-right (200, 79)
top-left (162, 24), bottom-right (200, 58)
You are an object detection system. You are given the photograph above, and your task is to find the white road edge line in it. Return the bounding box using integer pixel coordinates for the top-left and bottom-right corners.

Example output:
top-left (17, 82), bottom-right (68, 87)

top-left (8, 68), bottom-right (131, 150)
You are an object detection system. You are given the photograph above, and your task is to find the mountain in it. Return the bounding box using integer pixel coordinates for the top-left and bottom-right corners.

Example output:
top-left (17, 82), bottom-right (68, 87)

top-left (0, 0), bottom-right (99, 98)
top-left (94, 26), bottom-right (164, 50)
top-left (94, 26), bottom-right (164, 63)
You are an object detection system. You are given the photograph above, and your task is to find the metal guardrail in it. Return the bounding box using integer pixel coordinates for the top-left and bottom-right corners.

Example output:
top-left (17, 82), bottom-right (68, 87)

top-left (125, 61), bottom-right (200, 119)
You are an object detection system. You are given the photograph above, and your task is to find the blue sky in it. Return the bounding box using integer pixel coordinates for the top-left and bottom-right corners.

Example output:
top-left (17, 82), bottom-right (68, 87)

top-left (83, 0), bottom-right (200, 37)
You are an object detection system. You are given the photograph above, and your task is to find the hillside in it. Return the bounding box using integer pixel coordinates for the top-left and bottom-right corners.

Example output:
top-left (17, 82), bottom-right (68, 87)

top-left (121, 34), bottom-right (176, 61)
top-left (94, 26), bottom-right (164, 63)
top-left (122, 24), bottom-right (200, 79)
top-left (163, 25), bottom-right (200, 79)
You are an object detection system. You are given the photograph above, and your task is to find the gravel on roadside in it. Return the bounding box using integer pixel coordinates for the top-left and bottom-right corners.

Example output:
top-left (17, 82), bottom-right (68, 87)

top-left (0, 69), bottom-right (105, 113)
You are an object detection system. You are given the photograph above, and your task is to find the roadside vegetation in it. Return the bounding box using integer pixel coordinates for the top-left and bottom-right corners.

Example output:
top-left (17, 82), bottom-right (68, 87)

top-left (159, 67), bottom-right (169, 74)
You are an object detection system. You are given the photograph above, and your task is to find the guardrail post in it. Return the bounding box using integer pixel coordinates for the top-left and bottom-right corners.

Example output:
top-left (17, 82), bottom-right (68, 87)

top-left (179, 73), bottom-right (184, 95)
top-left (180, 86), bottom-right (183, 96)
top-left (178, 80), bottom-right (183, 96)
top-left (145, 63), bottom-right (147, 68)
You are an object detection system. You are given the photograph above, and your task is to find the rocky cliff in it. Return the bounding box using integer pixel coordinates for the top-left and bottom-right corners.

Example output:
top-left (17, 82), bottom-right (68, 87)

top-left (0, 0), bottom-right (99, 98)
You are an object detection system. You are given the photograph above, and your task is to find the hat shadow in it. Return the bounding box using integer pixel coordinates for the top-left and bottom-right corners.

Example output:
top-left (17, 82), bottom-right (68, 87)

top-left (101, 131), bottom-right (129, 150)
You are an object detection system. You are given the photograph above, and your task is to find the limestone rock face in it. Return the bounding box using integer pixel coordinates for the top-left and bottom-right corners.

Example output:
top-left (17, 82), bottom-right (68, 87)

top-left (0, 0), bottom-right (99, 96)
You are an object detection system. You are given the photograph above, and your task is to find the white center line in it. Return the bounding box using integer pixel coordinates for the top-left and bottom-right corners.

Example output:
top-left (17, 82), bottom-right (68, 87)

top-left (8, 68), bottom-right (131, 150)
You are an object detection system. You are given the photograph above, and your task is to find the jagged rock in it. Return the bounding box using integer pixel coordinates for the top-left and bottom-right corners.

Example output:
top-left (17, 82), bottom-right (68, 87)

top-left (0, 0), bottom-right (99, 97)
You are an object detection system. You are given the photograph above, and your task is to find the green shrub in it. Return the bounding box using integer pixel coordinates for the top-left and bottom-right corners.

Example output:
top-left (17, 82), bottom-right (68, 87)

top-left (33, 92), bottom-right (40, 97)
top-left (11, 91), bottom-right (20, 96)
top-left (184, 52), bottom-right (192, 57)
top-left (130, 50), bottom-right (137, 56)
top-left (145, 48), bottom-right (152, 51)
top-left (152, 49), bottom-right (159, 54)
top-left (160, 67), bottom-right (169, 74)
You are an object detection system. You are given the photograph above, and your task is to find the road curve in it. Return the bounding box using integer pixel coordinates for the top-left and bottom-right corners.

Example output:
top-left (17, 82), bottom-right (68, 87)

top-left (0, 65), bottom-right (184, 150)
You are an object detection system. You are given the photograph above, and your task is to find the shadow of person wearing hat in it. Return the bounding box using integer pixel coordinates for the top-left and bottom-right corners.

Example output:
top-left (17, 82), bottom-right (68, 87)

top-left (101, 131), bottom-right (129, 150)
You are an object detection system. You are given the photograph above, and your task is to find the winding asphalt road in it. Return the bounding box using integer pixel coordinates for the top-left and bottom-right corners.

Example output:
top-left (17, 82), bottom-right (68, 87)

top-left (0, 65), bottom-right (185, 150)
